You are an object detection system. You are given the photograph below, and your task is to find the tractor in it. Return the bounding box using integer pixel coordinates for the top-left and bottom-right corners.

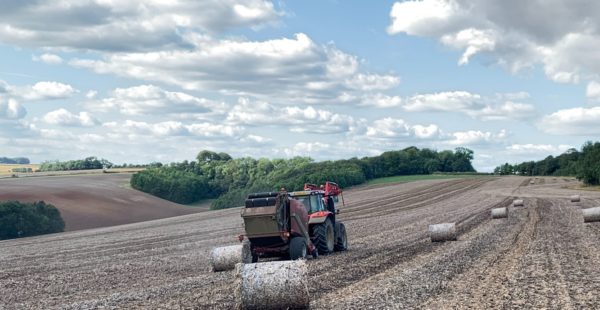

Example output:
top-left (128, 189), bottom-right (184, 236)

top-left (239, 181), bottom-right (348, 262)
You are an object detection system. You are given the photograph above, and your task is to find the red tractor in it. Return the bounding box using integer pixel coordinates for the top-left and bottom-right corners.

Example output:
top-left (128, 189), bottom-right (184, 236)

top-left (239, 181), bottom-right (348, 261)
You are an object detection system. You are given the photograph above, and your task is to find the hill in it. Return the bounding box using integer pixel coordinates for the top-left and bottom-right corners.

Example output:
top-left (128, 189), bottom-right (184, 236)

top-left (0, 173), bottom-right (206, 231)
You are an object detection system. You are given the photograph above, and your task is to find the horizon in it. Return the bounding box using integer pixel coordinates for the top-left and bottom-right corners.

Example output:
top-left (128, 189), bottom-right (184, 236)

top-left (1, 1), bottom-right (599, 172)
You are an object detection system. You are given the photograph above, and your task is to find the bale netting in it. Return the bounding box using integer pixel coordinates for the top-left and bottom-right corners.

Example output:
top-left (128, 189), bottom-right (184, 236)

top-left (513, 199), bottom-right (524, 207)
top-left (428, 223), bottom-right (457, 242)
top-left (491, 207), bottom-right (508, 219)
top-left (570, 195), bottom-right (581, 203)
top-left (210, 242), bottom-right (252, 272)
top-left (582, 207), bottom-right (600, 223)
top-left (235, 260), bottom-right (309, 310)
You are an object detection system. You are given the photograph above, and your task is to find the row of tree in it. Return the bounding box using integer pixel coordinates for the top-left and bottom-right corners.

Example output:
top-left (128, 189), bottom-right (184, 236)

top-left (493, 141), bottom-right (600, 185)
top-left (0, 157), bottom-right (30, 164)
top-left (39, 157), bottom-right (113, 171)
top-left (0, 201), bottom-right (65, 240)
top-left (131, 147), bottom-right (476, 209)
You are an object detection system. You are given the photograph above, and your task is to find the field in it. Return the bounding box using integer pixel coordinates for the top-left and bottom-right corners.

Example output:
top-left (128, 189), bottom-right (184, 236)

top-left (365, 173), bottom-right (486, 185)
top-left (0, 173), bottom-right (205, 231)
top-left (2, 176), bottom-right (600, 309)
top-left (0, 164), bottom-right (40, 174)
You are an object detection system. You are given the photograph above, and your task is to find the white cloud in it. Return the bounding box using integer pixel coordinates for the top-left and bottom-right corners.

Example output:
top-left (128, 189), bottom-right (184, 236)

top-left (43, 109), bottom-right (99, 127)
top-left (402, 91), bottom-right (482, 112)
top-left (345, 73), bottom-right (400, 91)
top-left (103, 120), bottom-right (244, 139)
top-left (32, 53), bottom-right (64, 65)
top-left (86, 90), bottom-right (98, 99)
top-left (226, 97), bottom-right (357, 134)
top-left (360, 93), bottom-right (403, 108)
top-left (586, 81), bottom-right (600, 102)
top-left (0, 98), bottom-right (26, 119)
top-left (0, 1), bottom-right (281, 52)
top-left (7, 81), bottom-right (78, 101)
top-left (70, 34), bottom-right (400, 104)
top-left (365, 118), bottom-right (442, 140)
top-left (89, 84), bottom-right (224, 116)
top-left (387, 0), bottom-right (600, 84)
top-left (446, 129), bottom-right (507, 146)
top-left (399, 91), bottom-right (535, 120)
top-left (539, 107), bottom-right (600, 135)
top-left (506, 144), bottom-right (573, 155)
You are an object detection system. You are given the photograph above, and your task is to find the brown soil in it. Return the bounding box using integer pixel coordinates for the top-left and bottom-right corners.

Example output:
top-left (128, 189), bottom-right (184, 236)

top-left (1, 176), bottom-right (600, 309)
top-left (0, 174), bottom-right (205, 231)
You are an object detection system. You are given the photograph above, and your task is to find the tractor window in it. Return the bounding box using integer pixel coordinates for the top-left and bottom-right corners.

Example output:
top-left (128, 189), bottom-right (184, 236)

top-left (295, 196), bottom-right (311, 213)
top-left (309, 195), bottom-right (322, 213)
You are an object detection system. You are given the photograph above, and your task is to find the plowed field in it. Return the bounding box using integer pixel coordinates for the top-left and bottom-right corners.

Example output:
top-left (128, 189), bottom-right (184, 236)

top-left (2, 176), bottom-right (600, 309)
top-left (0, 174), bottom-right (205, 231)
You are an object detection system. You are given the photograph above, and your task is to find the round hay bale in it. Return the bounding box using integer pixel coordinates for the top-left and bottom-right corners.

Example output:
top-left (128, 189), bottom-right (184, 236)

top-left (491, 207), bottom-right (508, 219)
top-left (570, 195), bottom-right (581, 203)
top-left (513, 199), bottom-right (524, 207)
top-left (210, 243), bottom-right (252, 272)
top-left (235, 260), bottom-right (309, 310)
top-left (582, 207), bottom-right (600, 223)
top-left (428, 223), bottom-right (457, 242)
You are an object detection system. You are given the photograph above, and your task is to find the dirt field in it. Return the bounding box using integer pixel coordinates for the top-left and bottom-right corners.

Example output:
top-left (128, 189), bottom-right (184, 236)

top-left (2, 176), bottom-right (600, 309)
top-left (0, 174), bottom-right (205, 231)
top-left (0, 164), bottom-right (40, 174)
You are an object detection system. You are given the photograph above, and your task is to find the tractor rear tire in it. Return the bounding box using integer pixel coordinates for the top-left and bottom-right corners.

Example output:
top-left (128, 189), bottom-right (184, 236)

top-left (313, 218), bottom-right (335, 255)
top-left (334, 222), bottom-right (348, 251)
top-left (289, 236), bottom-right (307, 260)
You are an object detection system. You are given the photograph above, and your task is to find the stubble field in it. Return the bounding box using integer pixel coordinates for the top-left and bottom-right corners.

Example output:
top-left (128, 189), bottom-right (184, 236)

top-left (1, 176), bottom-right (600, 309)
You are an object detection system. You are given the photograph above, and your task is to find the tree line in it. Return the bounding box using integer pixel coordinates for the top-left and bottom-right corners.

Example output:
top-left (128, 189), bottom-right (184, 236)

top-left (131, 147), bottom-right (476, 209)
top-left (493, 141), bottom-right (600, 185)
top-left (0, 157), bottom-right (30, 164)
top-left (0, 201), bottom-right (65, 240)
top-left (39, 157), bottom-right (113, 171)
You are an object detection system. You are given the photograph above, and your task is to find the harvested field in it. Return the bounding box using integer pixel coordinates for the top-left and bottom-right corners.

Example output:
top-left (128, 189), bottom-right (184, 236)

top-left (0, 174), bottom-right (205, 231)
top-left (2, 176), bottom-right (600, 309)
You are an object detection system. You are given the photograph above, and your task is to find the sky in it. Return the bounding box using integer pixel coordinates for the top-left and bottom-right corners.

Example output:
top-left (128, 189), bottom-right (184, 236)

top-left (0, 0), bottom-right (599, 172)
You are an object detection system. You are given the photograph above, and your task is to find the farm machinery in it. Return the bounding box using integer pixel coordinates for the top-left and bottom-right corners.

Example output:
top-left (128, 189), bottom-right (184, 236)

top-left (239, 181), bottom-right (348, 262)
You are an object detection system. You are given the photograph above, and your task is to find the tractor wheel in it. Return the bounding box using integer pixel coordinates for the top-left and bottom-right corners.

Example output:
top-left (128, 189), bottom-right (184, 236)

top-left (334, 222), bottom-right (348, 251)
top-left (289, 236), bottom-right (307, 260)
top-left (313, 218), bottom-right (335, 255)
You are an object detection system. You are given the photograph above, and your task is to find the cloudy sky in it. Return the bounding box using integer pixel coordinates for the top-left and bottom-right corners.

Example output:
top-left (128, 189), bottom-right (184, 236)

top-left (0, 0), bottom-right (598, 171)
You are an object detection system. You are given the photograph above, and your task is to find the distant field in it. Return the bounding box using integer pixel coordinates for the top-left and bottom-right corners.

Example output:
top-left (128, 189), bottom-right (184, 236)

top-left (0, 173), bottom-right (203, 231)
top-left (365, 174), bottom-right (488, 185)
top-left (0, 164), bottom-right (40, 174)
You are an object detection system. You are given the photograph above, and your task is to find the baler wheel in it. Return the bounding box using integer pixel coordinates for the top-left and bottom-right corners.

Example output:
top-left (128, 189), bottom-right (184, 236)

top-left (334, 222), bottom-right (348, 251)
top-left (313, 218), bottom-right (335, 255)
top-left (289, 236), bottom-right (307, 260)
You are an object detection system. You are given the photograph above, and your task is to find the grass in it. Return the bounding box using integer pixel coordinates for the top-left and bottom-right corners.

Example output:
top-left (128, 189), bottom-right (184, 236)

top-left (365, 174), bottom-right (488, 185)
top-left (185, 199), bottom-right (214, 209)
top-left (0, 164), bottom-right (40, 175)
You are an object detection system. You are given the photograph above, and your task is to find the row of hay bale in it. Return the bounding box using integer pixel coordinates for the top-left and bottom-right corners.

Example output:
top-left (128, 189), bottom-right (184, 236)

top-left (209, 242), bottom-right (310, 309)
top-left (571, 194), bottom-right (600, 223)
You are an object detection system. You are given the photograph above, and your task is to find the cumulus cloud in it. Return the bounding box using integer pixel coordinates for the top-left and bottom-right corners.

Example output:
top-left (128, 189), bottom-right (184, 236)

top-left (103, 120), bottom-right (244, 139)
top-left (388, 0), bottom-right (600, 84)
top-left (0, 98), bottom-right (26, 119)
top-left (88, 84), bottom-right (224, 116)
top-left (539, 107), bottom-right (600, 135)
top-left (446, 129), bottom-right (507, 146)
top-left (506, 144), bottom-right (573, 155)
top-left (5, 81), bottom-right (77, 101)
top-left (365, 118), bottom-right (442, 140)
top-left (0, 1), bottom-right (281, 52)
top-left (43, 109), bottom-right (99, 127)
top-left (586, 81), bottom-right (600, 102)
top-left (70, 34), bottom-right (401, 104)
top-left (226, 97), bottom-right (357, 134)
top-left (32, 53), bottom-right (63, 65)
top-left (384, 91), bottom-right (536, 120)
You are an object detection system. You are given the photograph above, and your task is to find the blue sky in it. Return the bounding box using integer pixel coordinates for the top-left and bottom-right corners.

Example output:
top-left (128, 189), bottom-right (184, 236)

top-left (1, 1), bottom-right (599, 171)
